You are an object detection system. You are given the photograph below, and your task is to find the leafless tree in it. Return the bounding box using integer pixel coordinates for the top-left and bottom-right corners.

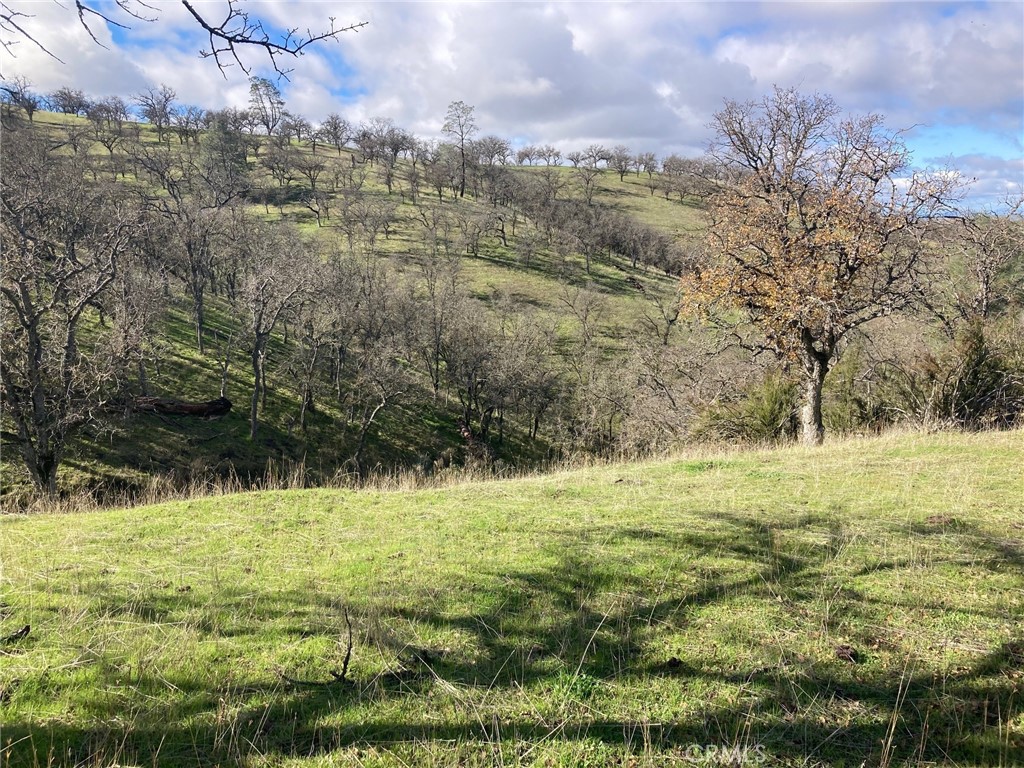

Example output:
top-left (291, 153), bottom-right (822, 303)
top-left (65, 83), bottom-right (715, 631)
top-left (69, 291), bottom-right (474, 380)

top-left (261, 144), bottom-right (300, 191)
top-left (319, 113), bottom-right (352, 156)
top-left (87, 95), bottom-right (131, 131)
top-left (636, 151), bottom-right (657, 181)
top-left (584, 144), bottom-right (611, 167)
top-left (539, 145), bottom-right (562, 166)
top-left (233, 219), bottom-right (311, 439)
top-left (60, 121), bottom-right (95, 155)
top-left (132, 140), bottom-right (245, 353)
top-left (924, 197), bottom-right (1024, 334)
top-left (295, 151), bottom-right (327, 192)
top-left (515, 145), bottom-right (538, 166)
top-left (442, 100), bottom-right (477, 198)
top-left (1, 74), bottom-right (38, 122)
top-left (609, 144), bottom-right (633, 182)
top-left (248, 76), bottom-right (286, 136)
top-left (135, 84), bottom-right (176, 143)
top-left (281, 113), bottom-right (312, 144)
top-left (422, 142), bottom-right (459, 203)
top-left (45, 86), bottom-right (89, 115)
top-left (1, 130), bottom-right (144, 493)
top-left (171, 104), bottom-right (205, 146)
top-left (474, 135), bottom-right (512, 166)
top-left (573, 162), bottom-right (602, 207)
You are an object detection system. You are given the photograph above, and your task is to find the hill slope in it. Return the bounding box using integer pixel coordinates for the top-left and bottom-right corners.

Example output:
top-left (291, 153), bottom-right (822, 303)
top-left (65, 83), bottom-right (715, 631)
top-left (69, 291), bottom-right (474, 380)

top-left (1, 430), bottom-right (1022, 766)
top-left (2, 111), bottom-right (702, 500)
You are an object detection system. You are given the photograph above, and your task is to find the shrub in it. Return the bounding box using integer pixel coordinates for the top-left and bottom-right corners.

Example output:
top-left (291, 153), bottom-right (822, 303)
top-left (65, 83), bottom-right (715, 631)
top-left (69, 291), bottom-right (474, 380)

top-left (883, 322), bottom-right (1024, 430)
top-left (693, 372), bottom-right (798, 443)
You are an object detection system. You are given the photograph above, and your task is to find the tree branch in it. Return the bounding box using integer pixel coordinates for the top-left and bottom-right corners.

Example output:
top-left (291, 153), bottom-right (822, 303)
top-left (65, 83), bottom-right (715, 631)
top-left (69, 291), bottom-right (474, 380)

top-left (1, 1), bottom-right (365, 78)
top-left (180, 0), bottom-right (367, 78)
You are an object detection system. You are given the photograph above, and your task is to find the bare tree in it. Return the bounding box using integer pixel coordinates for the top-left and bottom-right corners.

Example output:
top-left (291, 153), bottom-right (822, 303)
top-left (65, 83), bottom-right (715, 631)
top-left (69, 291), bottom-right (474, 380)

top-left (295, 151), bottom-right (327, 192)
top-left (515, 145), bottom-right (538, 166)
top-left (539, 145), bottom-right (562, 166)
top-left (0, 130), bottom-right (143, 493)
top-left (1, 74), bottom-right (38, 122)
top-left (584, 144), bottom-right (611, 167)
top-left (573, 162), bottom-right (603, 207)
top-left (281, 113), bottom-right (312, 144)
top-left (303, 189), bottom-right (331, 227)
top-left (133, 139), bottom-right (246, 353)
top-left (60, 121), bottom-right (95, 156)
top-left (609, 144), bottom-right (633, 182)
top-left (442, 100), bottom-right (477, 198)
top-left (474, 135), bottom-right (512, 166)
top-left (926, 197), bottom-right (1024, 333)
top-left (135, 84), bottom-right (176, 143)
top-left (88, 95), bottom-right (130, 132)
top-left (1, 1), bottom-right (366, 77)
top-left (261, 144), bottom-right (300, 191)
top-left (320, 113), bottom-right (352, 156)
top-left (171, 104), bottom-right (205, 146)
top-left (636, 151), bottom-right (657, 181)
top-left (422, 142), bottom-right (460, 202)
top-left (46, 86), bottom-right (90, 115)
top-left (248, 76), bottom-right (286, 136)
top-left (233, 220), bottom-right (311, 439)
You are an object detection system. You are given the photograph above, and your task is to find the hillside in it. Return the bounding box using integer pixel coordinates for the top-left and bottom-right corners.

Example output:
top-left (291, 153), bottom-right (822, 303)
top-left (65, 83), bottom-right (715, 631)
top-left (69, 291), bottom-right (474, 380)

top-left (1, 430), bottom-right (1021, 766)
top-left (1, 110), bottom-right (708, 502)
top-left (3, 106), bottom-right (1021, 506)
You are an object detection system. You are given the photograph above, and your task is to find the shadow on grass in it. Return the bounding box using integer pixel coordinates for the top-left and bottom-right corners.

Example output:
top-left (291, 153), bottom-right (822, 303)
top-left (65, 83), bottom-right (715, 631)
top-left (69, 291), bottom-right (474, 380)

top-left (3, 515), bottom-right (1021, 766)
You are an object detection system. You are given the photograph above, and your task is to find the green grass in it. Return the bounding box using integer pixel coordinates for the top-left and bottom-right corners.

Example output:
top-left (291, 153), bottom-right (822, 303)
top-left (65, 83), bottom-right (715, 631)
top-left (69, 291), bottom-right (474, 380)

top-left (2, 430), bottom-right (1022, 766)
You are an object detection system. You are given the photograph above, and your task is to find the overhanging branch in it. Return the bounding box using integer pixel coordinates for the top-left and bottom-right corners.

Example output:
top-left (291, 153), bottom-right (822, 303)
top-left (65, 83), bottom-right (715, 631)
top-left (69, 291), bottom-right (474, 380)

top-left (180, 0), bottom-right (368, 78)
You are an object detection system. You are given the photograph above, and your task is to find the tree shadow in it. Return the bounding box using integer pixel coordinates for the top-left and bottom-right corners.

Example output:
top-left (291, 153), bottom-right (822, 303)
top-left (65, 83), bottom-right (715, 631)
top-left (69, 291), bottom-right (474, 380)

top-left (3, 513), bottom-right (1020, 766)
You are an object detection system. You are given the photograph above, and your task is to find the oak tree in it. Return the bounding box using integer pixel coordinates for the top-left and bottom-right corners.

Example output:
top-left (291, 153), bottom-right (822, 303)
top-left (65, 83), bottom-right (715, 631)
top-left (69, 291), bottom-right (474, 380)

top-left (1, 130), bottom-right (144, 493)
top-left (684, 88), bottom-right (963, 445)
top-left (442, 100), bottom-right (477, 198)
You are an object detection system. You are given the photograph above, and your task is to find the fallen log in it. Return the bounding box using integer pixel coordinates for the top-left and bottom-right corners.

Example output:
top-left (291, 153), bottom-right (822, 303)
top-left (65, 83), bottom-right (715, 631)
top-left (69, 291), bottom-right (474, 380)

top-left (131, 396), bottom-right (232, 418)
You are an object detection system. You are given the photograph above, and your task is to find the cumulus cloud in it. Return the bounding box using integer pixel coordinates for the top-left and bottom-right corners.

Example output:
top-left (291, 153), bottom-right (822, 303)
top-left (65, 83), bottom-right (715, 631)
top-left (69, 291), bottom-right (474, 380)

top-left (3, 0), bottom-right (1020, 203)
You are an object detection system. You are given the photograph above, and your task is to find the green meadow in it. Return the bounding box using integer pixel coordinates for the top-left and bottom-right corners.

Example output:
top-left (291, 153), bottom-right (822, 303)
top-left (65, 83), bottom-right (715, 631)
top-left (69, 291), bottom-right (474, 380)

top-left (2, 429), bottom-right (1021, 766)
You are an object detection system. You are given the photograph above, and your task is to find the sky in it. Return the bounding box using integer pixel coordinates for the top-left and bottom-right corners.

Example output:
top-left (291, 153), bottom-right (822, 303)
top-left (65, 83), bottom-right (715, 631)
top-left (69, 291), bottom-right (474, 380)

top-left (2, 0), bottom-right (1022, 208)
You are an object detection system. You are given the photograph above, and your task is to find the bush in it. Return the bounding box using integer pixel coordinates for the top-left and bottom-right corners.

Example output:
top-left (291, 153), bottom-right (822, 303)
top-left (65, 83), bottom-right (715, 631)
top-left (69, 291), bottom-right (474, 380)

top-left (824, 349), bottom-right (891, 434)
top-left (883, 322), bottom-right (1024, 430)
top-left (693, 372), bottom-right (798, 443)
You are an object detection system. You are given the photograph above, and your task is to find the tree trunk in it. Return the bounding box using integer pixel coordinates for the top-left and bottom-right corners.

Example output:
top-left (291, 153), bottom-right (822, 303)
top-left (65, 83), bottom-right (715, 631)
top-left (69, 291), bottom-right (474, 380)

top-left (131, 396), bottom-right (232, 417)
top-left (192, 283), bottom-right (206, 355)
top-left (40, 456), bottom-right (58, 496)
top-left (250, 343), bottom-right (265, 440)
top-left (800, 355), bottom-right (828, 446)
top-left (25, 445), bottom-right (59, 496)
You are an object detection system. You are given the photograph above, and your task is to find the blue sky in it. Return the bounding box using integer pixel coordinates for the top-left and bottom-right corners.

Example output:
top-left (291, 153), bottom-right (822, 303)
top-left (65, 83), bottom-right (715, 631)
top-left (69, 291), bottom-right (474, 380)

top-left (4, 0), bottom-right (1022, 207)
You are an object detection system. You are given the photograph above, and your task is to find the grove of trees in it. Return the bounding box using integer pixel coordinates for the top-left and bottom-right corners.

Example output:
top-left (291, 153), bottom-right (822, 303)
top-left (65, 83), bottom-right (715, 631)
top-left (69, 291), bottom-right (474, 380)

top-left (1, 81), bottom-right (1021, 500)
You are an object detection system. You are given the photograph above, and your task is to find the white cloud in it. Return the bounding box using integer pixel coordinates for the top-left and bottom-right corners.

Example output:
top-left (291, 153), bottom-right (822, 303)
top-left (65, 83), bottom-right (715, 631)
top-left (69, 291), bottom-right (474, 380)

top-left (2, 0), bottom-right (1020, 204)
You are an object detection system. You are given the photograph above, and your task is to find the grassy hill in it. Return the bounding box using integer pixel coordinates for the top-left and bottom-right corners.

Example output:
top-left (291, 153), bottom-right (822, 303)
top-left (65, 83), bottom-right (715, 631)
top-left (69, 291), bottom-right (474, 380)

top-left (2, 111), bottom-right (706, 501)
top-left (1, 429), bottom-right (1021, 766)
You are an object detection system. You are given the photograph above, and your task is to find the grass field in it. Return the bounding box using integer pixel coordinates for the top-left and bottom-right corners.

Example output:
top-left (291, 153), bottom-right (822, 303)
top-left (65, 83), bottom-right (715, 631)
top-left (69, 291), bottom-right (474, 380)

top-left (1, 429), bottom-right (1022, 766)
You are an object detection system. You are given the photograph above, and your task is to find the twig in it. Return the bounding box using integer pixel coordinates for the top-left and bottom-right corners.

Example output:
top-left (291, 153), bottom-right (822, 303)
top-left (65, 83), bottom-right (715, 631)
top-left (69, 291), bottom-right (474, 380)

top-left (2, 624), bottom-right (30, 644)
top-left (277, 608), bottom-right (354, 687)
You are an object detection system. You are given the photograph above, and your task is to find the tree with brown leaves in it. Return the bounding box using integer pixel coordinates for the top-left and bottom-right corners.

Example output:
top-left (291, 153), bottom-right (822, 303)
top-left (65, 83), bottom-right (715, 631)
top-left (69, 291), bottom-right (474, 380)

top-left (683, 88), bottom-right (965, 445)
